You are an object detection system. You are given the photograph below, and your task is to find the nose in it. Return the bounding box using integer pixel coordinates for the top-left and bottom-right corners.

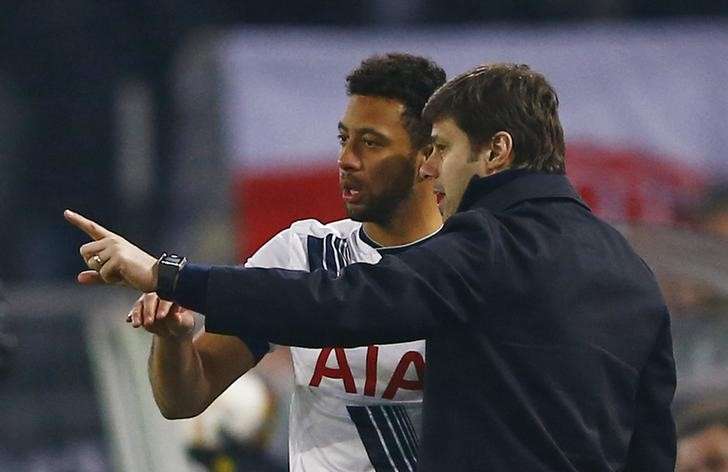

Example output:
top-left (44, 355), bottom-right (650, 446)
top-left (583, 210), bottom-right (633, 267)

top-left (338, 142), bottom-right (361, 172)
top-left (419, 154), bottom-right (440, 180)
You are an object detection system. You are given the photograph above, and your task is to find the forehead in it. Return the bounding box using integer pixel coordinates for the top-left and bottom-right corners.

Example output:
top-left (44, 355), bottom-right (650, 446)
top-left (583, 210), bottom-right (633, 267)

top-left (340, 95), bottom-right (407, 132)
top-left (431, 117), bottom-right (467, 142)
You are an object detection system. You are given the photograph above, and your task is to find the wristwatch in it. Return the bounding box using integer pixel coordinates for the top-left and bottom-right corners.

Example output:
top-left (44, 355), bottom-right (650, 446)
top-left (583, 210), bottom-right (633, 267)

top-left (156, 252), bottom-right (187, 300)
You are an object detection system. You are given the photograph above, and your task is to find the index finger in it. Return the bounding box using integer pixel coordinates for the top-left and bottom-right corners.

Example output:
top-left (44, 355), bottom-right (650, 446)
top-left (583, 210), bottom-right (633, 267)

top-left (64, 209), bottom-right (113, 241)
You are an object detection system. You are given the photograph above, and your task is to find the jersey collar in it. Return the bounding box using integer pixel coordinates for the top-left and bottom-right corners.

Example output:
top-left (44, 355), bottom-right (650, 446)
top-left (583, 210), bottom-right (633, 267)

top-left (359, 225), bottom-right (444, 254)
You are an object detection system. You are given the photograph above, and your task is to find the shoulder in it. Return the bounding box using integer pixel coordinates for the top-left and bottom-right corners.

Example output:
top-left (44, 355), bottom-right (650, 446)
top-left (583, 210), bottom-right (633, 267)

top-left (289, 218), bottom-right (360, 239)
top-left (258, 218), bottom-right (355, 248)
top-left (441, 209), bottom-right (502, 238)
top-left (245, 218), bottom-right (360, 269)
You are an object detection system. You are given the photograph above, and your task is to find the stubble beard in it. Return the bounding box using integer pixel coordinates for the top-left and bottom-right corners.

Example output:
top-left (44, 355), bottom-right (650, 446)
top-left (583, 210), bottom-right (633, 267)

top-left (345, 152), bottom-right (417, 226)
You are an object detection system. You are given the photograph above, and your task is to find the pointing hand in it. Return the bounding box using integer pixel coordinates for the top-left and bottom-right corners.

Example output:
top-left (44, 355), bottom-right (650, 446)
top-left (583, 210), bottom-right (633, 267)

top-left (64, 209), bottom-right (158, 293)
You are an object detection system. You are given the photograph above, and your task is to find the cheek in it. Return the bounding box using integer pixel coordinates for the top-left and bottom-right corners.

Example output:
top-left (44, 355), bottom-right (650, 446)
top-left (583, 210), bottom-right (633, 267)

top-left (373, 154), bottom-right (416, 187)
top-left (441, 159), bottom-right (463, 191)
top-left (443, 159), bottom-right (477, 198)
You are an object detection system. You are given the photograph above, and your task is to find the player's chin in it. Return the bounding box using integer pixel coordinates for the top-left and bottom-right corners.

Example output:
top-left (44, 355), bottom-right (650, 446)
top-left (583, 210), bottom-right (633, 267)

top-left (346, 205), bottom-right (367, 221)
top-left (344, 202), bottom-right (370, 222)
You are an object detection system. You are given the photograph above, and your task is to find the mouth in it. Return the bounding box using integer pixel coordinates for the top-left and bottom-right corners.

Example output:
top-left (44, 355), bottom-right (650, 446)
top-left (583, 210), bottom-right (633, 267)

top-left (434, 190), bottom-right (446, 207)
top-left (341, 181), bottom-right (363, 204)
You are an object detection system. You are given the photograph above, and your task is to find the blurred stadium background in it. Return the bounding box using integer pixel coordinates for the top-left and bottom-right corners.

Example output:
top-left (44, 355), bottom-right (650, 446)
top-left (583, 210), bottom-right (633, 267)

top-left (2, 1), bottom-right (728, 471)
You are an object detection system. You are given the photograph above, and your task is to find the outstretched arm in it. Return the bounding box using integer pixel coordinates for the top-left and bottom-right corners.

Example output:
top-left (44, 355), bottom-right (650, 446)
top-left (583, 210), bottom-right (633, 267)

top-left (66, 209), bottom-right (496, 348)
top-left (173, 216), bottom-right (493, 347)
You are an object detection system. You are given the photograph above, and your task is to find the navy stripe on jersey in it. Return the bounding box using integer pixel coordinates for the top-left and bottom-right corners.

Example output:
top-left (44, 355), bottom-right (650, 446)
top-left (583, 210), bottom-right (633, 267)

top-left (388, 404), bottom-right (419, 451)
top-left (390, 406), bottom-right (419, 459)
top-left (308, 235), bottom-right (349, 274)
top-left (324, 234), bottom-right (338, 274)
top-left (307, 236), bottom-right (324, 271)
top-left (334, 235), bottom-right (349, 268)
top-left (347, 405), bottom-right (418, 472)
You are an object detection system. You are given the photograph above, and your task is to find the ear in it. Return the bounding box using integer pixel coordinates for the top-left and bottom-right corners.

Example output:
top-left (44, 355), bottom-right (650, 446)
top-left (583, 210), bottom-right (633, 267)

top-left (484, 131), bottom-right (514, 175)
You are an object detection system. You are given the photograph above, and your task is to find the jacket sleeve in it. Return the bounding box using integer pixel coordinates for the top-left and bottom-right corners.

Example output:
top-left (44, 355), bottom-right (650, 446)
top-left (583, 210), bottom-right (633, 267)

top-left (202, 226), bottom-right (304, 358)
top-left (174, 214), bottom-right (499, 348)
top-left (623, 309), bottom-right (677, 471)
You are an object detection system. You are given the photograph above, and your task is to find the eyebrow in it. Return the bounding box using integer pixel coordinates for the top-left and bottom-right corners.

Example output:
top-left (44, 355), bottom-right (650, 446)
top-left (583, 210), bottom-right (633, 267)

top-left (338, 123), bottom-right (391, 142)
top-left (431, 134), bottom-right (446, 144)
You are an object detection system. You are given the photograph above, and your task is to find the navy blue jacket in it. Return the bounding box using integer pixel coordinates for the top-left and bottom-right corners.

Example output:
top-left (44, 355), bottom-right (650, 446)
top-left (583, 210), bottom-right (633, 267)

top-left (174, 170), bottom-right (676, 471)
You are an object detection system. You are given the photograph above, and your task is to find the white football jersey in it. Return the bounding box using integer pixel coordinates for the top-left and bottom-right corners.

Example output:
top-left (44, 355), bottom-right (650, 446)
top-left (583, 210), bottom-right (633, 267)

top-left (244, 219), bottom-right (440, 472)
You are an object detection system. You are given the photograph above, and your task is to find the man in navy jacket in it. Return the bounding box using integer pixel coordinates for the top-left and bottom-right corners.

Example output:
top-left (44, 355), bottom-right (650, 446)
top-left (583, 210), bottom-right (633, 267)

top-left (67, 63), bottom-right (676, 471)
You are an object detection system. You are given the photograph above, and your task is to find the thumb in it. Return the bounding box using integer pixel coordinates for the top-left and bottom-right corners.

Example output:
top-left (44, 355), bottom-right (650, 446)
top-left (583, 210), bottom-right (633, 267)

top-left (170, 304), bottom-right (195, 333)
top-left (78, 270), bottom-right (105, 285)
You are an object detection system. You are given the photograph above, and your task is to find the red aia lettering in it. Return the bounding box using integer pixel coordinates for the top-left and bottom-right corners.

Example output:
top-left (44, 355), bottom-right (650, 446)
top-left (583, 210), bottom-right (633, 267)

top-left (309, 347), bottom-right (356, 393)
top-left (364, 345), bottom-right (378, 396)
top-left (382, 351), bottom-right (425, 399)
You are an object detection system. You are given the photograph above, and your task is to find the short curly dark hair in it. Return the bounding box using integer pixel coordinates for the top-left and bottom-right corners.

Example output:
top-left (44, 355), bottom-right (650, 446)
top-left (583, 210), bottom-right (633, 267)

top-left (346, 53), bottom-right (446, 150)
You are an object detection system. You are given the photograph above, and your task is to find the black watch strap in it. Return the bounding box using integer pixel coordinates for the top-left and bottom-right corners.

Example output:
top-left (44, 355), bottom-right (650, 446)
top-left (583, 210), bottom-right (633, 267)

top-left (156, 253), bottom-right (187, 300)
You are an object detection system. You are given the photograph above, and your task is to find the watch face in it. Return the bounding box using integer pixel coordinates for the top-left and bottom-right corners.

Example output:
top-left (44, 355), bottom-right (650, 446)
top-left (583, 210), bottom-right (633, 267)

top-left (157, 253), bottom-right (187, 299)
top-left (162, 254), bottom-right (184, 266)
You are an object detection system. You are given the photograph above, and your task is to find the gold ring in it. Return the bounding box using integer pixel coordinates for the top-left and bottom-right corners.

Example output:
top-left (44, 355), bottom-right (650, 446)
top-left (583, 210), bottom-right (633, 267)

top-left (88, 255), bottom-right (103, 272)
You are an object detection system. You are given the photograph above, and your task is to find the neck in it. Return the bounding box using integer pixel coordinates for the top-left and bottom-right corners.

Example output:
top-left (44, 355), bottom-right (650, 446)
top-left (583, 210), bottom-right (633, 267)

top-left (362, 186), bottom-right (442, 247)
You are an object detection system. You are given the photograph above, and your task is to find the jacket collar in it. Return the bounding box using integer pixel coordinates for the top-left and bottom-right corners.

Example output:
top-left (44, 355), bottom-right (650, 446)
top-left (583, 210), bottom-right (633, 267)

top-left (457, 169), bottom-right (590, 213)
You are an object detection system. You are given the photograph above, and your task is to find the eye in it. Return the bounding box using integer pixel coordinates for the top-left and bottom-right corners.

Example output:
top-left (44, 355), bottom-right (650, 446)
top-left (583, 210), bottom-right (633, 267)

top-left (337, 134), bottom-right (348, 147)
top-left (428, 143), bottom-right (446, 159)
top-left (362, 138), bottom-right (380, 148)
top-left (422, 144), bottom-right (434, 160)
